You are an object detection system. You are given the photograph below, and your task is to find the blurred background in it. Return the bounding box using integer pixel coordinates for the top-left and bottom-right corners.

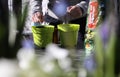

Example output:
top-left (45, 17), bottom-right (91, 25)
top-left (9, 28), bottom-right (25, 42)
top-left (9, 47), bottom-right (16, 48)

top-left (0, 0), bottom-right (120, 77)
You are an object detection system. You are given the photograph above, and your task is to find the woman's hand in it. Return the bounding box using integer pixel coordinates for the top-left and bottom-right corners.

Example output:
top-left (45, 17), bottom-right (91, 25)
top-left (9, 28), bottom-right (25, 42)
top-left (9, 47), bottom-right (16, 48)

top-left (32, 12), bottom-right (44, 22)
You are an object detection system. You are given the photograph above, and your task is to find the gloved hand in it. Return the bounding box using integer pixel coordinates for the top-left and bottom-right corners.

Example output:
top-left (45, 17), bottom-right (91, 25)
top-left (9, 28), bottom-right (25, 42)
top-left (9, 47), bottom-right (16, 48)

top-left (66, 5), bottom-right (83, 20)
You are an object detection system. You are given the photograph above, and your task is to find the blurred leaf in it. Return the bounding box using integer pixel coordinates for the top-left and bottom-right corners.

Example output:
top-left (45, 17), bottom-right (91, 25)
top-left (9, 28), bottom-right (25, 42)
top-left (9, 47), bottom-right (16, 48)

top-left (10, 4), bottom-right (29, 58)
top-left (94, 30), bottom-right (104, 65)
top-left (9, 12), bottom-right (17, 47)
top-left (94, 29), bottom-right (104, 77)
top-left (105, 26), bottom-right (116, 77)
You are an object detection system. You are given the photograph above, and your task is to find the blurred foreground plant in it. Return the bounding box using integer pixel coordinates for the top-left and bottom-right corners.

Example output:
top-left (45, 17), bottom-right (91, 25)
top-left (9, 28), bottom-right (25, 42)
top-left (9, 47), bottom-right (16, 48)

top-left (92, 12), bottom-right (119, 77)
top-left (0, 3), bottom-right (28, 58)
top-left (17, 44), bottom-right (86, 77)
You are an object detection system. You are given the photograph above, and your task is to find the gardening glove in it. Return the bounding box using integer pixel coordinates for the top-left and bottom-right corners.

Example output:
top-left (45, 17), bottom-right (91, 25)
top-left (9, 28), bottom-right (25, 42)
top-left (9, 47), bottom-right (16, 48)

top-left (66, 5), bottom-right (83, 21)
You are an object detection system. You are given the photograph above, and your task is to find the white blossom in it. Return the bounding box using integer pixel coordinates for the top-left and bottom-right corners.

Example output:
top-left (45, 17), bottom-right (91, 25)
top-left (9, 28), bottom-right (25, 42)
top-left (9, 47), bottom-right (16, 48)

top-left (0, 59), bottom-right (19, 77)
top-left (46, 44), bottom-right (69, 59)
top-left (17, 48), bottom-right (35, 69)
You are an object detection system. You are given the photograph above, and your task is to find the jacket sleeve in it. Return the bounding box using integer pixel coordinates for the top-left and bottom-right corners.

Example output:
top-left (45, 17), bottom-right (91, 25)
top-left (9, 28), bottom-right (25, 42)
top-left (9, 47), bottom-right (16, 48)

top-left (76, 1), bottom-right (88, 17)
top-left (29, 0), bottom-right (42, 14)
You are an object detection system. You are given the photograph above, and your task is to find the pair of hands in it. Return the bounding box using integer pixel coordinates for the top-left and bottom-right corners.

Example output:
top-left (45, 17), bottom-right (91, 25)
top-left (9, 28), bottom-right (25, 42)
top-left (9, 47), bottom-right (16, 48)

top-left (32, 5), bottom-right (82, 23)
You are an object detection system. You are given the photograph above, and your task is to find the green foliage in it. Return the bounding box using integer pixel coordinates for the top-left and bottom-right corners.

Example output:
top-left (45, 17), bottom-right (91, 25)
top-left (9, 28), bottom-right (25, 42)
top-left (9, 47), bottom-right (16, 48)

top-left (93, 23), bottom-right (117, 77)
top-left (0, 3), bottom-right (28, 58)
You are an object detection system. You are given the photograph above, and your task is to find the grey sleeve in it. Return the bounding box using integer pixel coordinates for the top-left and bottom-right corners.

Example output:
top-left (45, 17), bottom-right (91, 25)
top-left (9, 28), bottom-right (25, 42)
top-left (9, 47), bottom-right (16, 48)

top-left (76, 1), bottom-right (88, 16)
top-left (29, 0), bottom-right (42, 14)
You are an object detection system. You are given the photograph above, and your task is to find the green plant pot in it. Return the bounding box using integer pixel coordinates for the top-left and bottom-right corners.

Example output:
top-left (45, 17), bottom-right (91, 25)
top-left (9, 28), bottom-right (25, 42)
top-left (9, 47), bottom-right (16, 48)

top-left (32, 25), bottom-right (54, 48)
top-left (58, 24), bottom-right (80, 48)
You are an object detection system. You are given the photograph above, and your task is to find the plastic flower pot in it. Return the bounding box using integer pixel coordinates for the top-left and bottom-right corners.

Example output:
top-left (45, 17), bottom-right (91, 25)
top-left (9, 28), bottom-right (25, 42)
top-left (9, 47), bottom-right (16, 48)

top-left (32, 25), bottom-right (54, 48)
top-left (58, 24), bottom-right (80, 48)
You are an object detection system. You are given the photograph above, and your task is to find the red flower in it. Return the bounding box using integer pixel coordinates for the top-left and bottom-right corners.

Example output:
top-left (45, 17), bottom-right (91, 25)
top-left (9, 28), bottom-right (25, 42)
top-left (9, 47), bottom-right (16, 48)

top-left (88, 23), bottom-right (96, 29)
